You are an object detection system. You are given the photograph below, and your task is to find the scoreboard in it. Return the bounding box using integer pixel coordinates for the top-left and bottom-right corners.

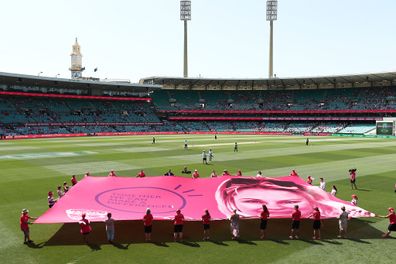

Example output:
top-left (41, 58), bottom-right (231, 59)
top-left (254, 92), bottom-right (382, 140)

top-left (376, 121), bottom-right (394, 135)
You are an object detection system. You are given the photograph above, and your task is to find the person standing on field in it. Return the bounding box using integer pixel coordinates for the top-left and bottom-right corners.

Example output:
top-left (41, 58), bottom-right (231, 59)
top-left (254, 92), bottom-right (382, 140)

top-left (105, 213), bottom-right (115, 243)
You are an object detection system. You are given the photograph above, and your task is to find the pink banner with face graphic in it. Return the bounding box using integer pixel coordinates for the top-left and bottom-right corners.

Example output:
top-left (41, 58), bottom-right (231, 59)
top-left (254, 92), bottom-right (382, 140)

top-left (35, 175), bottom-right (374, 223)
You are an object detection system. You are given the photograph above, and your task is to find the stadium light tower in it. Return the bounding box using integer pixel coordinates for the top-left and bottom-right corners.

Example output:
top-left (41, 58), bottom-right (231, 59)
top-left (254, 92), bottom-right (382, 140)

top-left (180, 0), bottom-right (191, 78)
top-left (267, 0), bottom-right (277, 78)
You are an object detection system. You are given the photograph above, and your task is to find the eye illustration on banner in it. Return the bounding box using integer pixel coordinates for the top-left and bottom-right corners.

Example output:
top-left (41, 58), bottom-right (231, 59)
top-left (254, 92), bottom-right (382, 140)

top-left (95, 185), bottom-right (203, 214)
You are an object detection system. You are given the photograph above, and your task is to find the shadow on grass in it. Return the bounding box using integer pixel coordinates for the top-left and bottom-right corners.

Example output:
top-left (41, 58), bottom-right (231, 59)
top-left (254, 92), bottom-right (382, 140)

top-left (151, 241), bottom-right (169, 247)
top-left (86, 242), bottom-right (101, 251)
top-left (208, 239), bottom-right (229, 246)
top-left (236, 239), bottom-right (257, 245)
top-left (299, 239), bottom-right (323, 245)
top-left (26, 241), bottom-right (45, 249)
top-left (111, 241), bottom-right (129, 249)
top-left (43, 218), bottom-right (386, 246)
top-left (346, 238), bottom-right (371, 244)
top-left (269, 239), bottom-right (289, 245)
top-left (177, 240), bottom-right (200, 247)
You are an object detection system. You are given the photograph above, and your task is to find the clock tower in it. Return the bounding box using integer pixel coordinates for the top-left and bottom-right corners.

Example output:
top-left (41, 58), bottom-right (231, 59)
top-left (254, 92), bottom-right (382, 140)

top-left (69, 38), bottom-right (85, 79)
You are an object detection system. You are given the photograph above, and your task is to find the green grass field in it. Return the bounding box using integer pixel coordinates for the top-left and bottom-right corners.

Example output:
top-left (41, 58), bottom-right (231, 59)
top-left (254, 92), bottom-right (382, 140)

top-left (1, 134), bottom-right (396, 264)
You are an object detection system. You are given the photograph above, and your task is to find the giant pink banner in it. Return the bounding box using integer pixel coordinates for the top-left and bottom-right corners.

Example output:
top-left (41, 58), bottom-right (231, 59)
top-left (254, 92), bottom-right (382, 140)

top-left (35, 175), bottom-right (374, 223)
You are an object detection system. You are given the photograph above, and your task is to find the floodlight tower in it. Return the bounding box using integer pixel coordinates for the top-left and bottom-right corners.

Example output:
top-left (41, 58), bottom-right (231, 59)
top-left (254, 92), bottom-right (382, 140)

top-left (180, 0), bottom-right (191, 78)
top-left (267, 0), bottom-right (277, 78)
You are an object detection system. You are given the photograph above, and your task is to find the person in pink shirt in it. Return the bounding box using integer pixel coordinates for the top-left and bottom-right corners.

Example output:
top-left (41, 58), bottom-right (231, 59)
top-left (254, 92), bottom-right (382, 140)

top-left (290, 170), bottom-right (299, 177)
top-left (192, 169), bottom-right (200, 179)
top-left (351, 194), bottom-right (358, 206)
top-left (173, 210), bottom-right (185, 241)
top-left (349, 168), bottom-right (357, 190)
top-left (222, 169), bottom-right (231, 177)
top-left (289, 205), bottom-right (302, 239)
top-left (236, 170), bottom-right (242, 177)
top-left (306, 176), bottom-right (313, 185)
top-left (210, 170), bottom-right (217, 178)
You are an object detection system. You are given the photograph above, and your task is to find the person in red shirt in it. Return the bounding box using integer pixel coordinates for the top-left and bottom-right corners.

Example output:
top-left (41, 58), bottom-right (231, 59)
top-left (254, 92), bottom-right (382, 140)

top-left (143, 208), bottom-right (153, 241)
top-left (20, 209), bottom-right (36, 244)
top-left (71, 175), bottom-right (78, 186)
top-left (108, 170), bottom-right (117, 177)
top-left (79, 213), bottom-right (92, 242)
top-left (202, 209), bottom-right (211, 240)
top-left (378, 207), bottom-right (396, 238)
top-left (236, 170), bottom-right (242, 177)
top-left (349, 168), bottom-right (357, 190)
top-left (136, 170), bottom-right (146, 178)
top-left (222, 169), bottom-right (231, 177)
top-left (289, 205), bottom-right (302, 239)
top-left (260, 205), bottom-right (270, 239)
top-left (173, 209), bottom-right (185, 241)
top-left (308, 207), bottom-right (322, 240)
top-left (192, 169), bottom-right (200, 179)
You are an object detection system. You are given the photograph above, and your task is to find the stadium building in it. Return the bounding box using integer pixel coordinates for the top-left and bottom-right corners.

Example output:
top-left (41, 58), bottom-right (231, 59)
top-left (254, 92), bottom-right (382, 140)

top-left (1, 71), bottom-right (396, 138)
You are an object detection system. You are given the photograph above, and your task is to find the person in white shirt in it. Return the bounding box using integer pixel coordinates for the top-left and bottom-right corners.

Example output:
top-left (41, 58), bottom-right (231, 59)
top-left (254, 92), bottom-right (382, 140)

top-left (208, 149), bottom-right (214, 163)
top-left (105, 212), bottom-right (115, 243)
top-left (319, 178), bottom-right (326, 191)
top-left (256, 171), bottom-right (263, 177)
top-left (338, 206), bottom-right (350, 238)
top-left (57, 186), bottom-right (64, 199)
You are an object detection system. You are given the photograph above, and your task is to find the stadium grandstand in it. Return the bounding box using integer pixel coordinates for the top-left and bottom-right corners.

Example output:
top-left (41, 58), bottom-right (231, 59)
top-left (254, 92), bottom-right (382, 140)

top-left (1, 71), bottom-right (396, 138)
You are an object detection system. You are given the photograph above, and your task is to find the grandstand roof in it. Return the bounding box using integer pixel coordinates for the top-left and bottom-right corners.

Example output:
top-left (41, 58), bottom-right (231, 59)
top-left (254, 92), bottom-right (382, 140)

top-left (0, 72), bottom-right (161, 94)
top-left (141, 72), bottom-right (396, 90)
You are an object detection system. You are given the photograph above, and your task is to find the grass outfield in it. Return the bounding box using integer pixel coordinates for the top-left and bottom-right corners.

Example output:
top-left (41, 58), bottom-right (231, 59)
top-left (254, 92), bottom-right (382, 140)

top-left (1, 134), bottom-right (396, 264)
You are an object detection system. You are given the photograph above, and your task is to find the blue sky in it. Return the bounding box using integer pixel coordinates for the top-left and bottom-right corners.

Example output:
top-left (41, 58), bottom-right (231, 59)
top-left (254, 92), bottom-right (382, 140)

top-left (1, 0), bottom-right (395, 82)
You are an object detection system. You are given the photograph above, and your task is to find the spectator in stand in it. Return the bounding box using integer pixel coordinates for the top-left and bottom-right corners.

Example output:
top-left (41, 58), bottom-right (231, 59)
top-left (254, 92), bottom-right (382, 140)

top-left (330, 185), bottom-right (338, 196)
top-left (136, 170), bottom-right (146, 178)
top-left (57, 186), bottom-right (64, 199)
top-left (108, 170), bottom-right (117, 177)
top-left (377, 208), bottom-right (396, 238)
top-left (143, 208), bottom-right (153, 241)
top-left (105, 213), bottom-right (115, 243)
top-left (173, 210), bottom-right (185, 241)
top-left (48, 191), bottom-right (57, 208)
top-left (63, 181), bottom-right (69, 193)
top-left (319, 178), bottom-right (326, 191)
top-left (164, 169), bottom-right (174, 176)
top-left (289, 205), bottom-right (302, 240)
top-left (236, 170), bottom-right (242, 177)
top-left (351, 194), bottom-right (358, 206)
top-left (290, 170), bottom-right (299, 177)
top-left (20, 209), bottom-right (36, 244)
top-left (192, 169), bottom-right (200, 179)
top-left (210, 170), bottom-right (218, 178)
top-left (79, 213), bottom-right (92, 242)
top-left (202, 209), bottom-right (211, 240)
top-left (71, 175), bottom-right (78, 186)
top-left (260, 205), bottom-right (270, 239)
